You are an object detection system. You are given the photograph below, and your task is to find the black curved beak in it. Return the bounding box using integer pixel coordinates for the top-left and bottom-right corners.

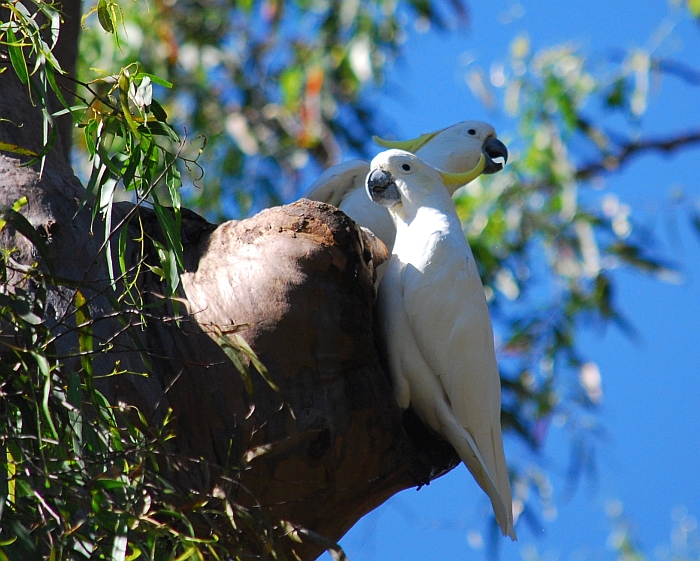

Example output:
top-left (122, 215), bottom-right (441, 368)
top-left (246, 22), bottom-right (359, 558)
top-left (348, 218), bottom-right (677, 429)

top-left (482, 137), bottom-right (509, 175)
top-left (366, 168), bottom-right (401, 208)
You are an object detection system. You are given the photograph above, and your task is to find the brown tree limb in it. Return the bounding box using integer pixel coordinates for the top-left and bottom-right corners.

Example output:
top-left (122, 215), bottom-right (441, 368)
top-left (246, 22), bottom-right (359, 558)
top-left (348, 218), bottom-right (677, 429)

top-left (575, 129), bottom-right (700, 182)
top-left (654, 58), bottom-right (700, 85)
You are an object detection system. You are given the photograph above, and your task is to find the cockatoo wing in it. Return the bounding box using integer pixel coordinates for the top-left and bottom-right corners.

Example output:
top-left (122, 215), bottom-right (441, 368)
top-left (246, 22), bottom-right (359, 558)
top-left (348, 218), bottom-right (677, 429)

top-left (400, 233), bottom-right (515, 539)
top-left (303, 159), bottom-right (397, 250)
top-left (337, 187), bottom-right (397, 250)
top-left (376, 257), bottom-right (419, 412)
top-left (302, 159), bottom-right (369, 208)
top-left (379, 255), bottom-right (495, 494)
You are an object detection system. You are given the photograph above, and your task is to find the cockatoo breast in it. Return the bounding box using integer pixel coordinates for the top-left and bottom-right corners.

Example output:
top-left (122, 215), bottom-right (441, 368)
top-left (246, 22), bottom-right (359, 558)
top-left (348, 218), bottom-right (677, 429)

top-left (392, 204), bottom-right (467, 273)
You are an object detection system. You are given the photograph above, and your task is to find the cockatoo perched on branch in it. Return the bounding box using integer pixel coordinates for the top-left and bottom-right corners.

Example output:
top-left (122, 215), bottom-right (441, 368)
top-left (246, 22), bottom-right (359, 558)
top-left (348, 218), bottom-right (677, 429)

top-left (303, 121), bottom-right (508, 252)
top-left (366, 149), bottom-right (517, 540)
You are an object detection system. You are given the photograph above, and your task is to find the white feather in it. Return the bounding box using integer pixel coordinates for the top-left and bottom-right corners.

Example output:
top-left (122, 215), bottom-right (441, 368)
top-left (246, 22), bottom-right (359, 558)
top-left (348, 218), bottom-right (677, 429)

top-left (372, 149), bottom-right (517, 540)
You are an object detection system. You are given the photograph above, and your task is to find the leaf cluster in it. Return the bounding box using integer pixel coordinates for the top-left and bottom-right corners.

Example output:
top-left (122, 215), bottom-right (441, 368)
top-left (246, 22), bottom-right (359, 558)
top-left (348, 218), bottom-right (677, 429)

top-left (0, 216), bottom-right (345, 560)
top-left (1, 0), bottom-right (197, 296)
top-left (455, 28), bottom-right (700, 533)
top-left (0, 0), bottom-right (67, 172)
top-left (2, 5), bottom-right (347, 558)
top-left (77, 0), bottom-right (468, 217)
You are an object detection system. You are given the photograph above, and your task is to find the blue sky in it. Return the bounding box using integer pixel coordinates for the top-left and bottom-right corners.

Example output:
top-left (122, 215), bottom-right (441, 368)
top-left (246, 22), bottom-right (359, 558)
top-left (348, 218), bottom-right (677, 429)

top-left (320, 1), bottom-right (700, 559)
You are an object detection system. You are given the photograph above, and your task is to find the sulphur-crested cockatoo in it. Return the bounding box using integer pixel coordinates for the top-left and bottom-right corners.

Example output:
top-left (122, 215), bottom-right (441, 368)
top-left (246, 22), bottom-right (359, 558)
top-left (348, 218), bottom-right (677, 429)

top-left (366, 149), bottom-right (516, 540)
top-left (303, 121), bottom-right (508, 252)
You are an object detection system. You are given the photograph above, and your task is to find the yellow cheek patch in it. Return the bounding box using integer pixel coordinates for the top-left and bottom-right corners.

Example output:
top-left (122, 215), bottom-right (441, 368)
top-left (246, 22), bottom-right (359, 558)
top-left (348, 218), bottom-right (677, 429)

top-left (439, 153), bottom-right (486, 187)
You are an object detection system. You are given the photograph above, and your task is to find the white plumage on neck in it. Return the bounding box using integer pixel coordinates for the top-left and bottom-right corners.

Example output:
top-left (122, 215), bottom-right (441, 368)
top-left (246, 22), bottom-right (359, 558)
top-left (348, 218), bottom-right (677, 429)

top-left (393, 203), bottom-right (460, 269)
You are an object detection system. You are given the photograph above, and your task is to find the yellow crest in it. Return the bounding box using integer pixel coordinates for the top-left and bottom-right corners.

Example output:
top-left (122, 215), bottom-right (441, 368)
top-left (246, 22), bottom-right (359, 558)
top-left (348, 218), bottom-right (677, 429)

top-left (372, 128), bottom-right (445, 153)
top-left (439, 154), bottom-right (486, 187)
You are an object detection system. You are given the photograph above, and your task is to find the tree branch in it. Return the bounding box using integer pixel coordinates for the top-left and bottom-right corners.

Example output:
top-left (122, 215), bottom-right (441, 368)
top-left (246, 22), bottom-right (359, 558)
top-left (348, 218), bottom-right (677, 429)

top-left (575, 129), bottom-right (700, 182)
top-left (654, 58), bottom-right (700, 85)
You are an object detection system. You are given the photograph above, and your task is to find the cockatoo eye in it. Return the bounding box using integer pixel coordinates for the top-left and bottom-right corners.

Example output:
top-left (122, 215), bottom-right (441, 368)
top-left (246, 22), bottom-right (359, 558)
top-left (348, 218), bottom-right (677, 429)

top-left (468, 128), bottom-right (477, 135)
top-left (400, 163), bottom-right (412, 172)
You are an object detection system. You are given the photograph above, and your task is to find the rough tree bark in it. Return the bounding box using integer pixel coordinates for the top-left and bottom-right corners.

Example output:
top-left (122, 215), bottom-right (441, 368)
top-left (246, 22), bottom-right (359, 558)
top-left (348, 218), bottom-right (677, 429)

top-left (52, 0), bottom-right (82, 159)
top-left (0, 26), bottom-right (462, 561)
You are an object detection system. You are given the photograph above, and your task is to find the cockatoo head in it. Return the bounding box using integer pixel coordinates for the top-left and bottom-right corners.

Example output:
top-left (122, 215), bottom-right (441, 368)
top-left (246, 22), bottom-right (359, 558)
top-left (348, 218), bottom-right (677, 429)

top-left (373, 120), bottom-right (508, 179)
top-left (365, 149), bottom-right (486, 210)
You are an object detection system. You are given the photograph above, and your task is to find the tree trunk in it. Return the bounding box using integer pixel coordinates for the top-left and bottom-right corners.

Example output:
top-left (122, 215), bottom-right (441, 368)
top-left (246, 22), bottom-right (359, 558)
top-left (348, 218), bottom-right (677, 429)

top-left (1, 57), bottom-right (460, 561)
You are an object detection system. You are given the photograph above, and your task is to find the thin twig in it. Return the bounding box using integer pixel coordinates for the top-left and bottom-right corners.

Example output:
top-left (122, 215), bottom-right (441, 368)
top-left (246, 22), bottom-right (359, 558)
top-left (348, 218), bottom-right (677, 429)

top-left (576, 129), bottom-right (700, 181)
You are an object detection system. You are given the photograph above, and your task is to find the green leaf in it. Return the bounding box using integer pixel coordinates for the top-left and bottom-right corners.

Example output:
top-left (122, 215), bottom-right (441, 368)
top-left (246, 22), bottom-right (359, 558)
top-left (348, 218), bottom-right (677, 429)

top-left (42, 3), bottom-right (62, 50)
top-left (232, 333), bottom-right (279, 393)
top-left (8, 295), bottom-right (42, 325)
top-left (688, 0), bottom-right (700, 18)
top-left (6, 25), bottom-right (29, 85)
top-left (52, 104), bottom-right (90, 118)
top-left (608, 242), bottom-right (677, 277)
top-left (81, 158), bottom-right (108, 221)
top-left (96, 143), bottom-right (125, 177)
top-left (0, 142), bottom-right (38, 157)
top-left (118, 72), bottom-right (144, 141)
top-left (45, 64), bottom-right (73, 118)
top-left (4, 522), bottom-right (38, 557)
top-left (120, 153), bottom-right (140, 190)
top-left (142, 121), bottom-right (179, 141)
top-left (67, 369), bottom-right (84, 453)
top-left (238, 0), bottom-right (254, 13)
top-left (171, 547), bottom-right (197, 561)
top-left (84, 119), bottom-right (98, 158)
top-left (605, 77), bottom-right (626, 109)
top-left (31, 350), bottom-right (59, 440)
top-left (9, 196), bottom-right (25, 212)
top-left (100, 175), bottom-right (119, 287)
top-left (93, 478), bottom-right (127, 490)
top-left (165, 155), bottom-right (183, 207)
top-left (134, 72), bottom-right (173, 89)
top-left (75, 290), bottom-right (94, 377)
top-left (152, 193), bottom-right (184, 272)
top-left (97, 0), bottom-right (116, 33)
top-left (280, 66), bottom-right (304, 109)
top-left (149, 99), bottom-right (169, 121)
top-left (216, 334), bottom-right (254, 395)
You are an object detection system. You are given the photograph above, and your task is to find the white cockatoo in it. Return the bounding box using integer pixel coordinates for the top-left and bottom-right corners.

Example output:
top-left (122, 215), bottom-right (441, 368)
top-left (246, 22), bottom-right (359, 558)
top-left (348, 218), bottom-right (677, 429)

top-left (303, 120), bottom-right (508, 252)
top-left (366, 149), bottom-right (516, 540)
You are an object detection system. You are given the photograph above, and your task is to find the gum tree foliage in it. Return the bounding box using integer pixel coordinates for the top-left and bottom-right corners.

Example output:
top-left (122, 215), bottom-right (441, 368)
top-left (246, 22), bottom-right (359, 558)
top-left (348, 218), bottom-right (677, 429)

top-left (0, 0), bottom-right (262, 558)
top-left (604, 500), bottom-right (700, 561)
top-left (2, 0), bottom-right (700, 558)
top-left (453, 11), bottom-right (700, 536)
top-left (77, 0), bottom-right (469, 217)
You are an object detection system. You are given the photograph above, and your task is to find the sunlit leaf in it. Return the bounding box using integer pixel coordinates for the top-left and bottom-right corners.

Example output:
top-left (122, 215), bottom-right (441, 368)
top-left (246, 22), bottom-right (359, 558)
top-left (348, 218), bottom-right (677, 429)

top-left (97, 0), bottom-right (116, 33)
top-left (134, 72), bottom-right (173, 89)
top-left (6, 25), bottom-right (29, 85)
top-left (0, 142), bottom-right (38, 157)
top-left (689, 0), bottom-right (700, 19)
top-left (75, 290), bottom-right (94, 379)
